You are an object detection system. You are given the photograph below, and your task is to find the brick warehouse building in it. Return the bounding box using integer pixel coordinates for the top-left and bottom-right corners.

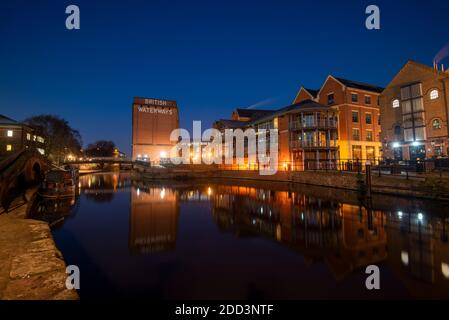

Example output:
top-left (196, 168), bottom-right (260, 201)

top-left (131, 97), bottom-right (180, 163)
top-left (380, 60), bottom-right (449, 160)
top-left (294, 76), bottom-right (384, 163)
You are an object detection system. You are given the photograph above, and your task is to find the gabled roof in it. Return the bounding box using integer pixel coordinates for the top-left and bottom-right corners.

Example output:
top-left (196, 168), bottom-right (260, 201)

top-left (383, 60), bottom-right (449, 90)
top-left (333, 77), bottom-right (384, 93)
top-left (213, 119), bottom-right (248, 129)
top-left (0, 114), bottom-right (20, 125)
top-left (233, 108), bottom-right (275, 120)
top-left (304, 88), bottom-right (319, 98)
top-left (251, 100), bottom-right (334, 125)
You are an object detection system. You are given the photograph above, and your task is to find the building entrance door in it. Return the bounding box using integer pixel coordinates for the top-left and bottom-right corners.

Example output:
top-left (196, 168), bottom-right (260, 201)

top-left (409, 144), bottom-right (426, 161)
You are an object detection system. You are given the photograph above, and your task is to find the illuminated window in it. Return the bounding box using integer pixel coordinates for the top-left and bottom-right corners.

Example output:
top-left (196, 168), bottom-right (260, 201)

top-left (7, 130), bottom-right (13, 137)
top-left (433, 119), bottom-right (441, 129)
top-left (366, 130), bottom-right (373, 141)
top-left (442, 263), bottom-right (449, 279)
top-left (27, 133), bottom-right (31, 140)
top-left (392, 99), bottom-right (400, 108)
top-left (401, 251), bottom-right (409, 266)
top-left (352, 128), bottom-right (360, 140)
top-left (430, 89), bottom-right (439, 100)
top-left (6, 145), bottom-right (12, 151)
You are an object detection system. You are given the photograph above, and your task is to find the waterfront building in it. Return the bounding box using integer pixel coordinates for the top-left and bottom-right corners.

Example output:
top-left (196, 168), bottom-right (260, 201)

top-left (294, 76), bottom-right (384, 163)
top-left (380, 61), bottom-right (449, 160)
top-left (0, 114), bottom-right (46, 158)
top-left (213, 100), bottom-right (339, 171)
top-left (131, 97), bottom-right (180, 164)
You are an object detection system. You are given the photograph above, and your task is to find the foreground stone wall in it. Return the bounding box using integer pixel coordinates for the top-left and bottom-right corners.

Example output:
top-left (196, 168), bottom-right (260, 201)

top-left (0, 214), bottom-right (78, 300)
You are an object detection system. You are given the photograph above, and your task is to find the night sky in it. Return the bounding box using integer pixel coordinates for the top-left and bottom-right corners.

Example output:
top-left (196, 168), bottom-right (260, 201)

top-left (1, 0), bottom-right (449, 155)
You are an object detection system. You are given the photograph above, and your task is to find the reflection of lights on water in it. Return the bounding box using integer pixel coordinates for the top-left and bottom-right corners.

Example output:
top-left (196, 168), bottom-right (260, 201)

top-left (136, 188), bottom-right (140, 197)
top-left (207, 187), bottom-right (212, 196)
top-left (276, 224), bottom-right (282, 241)
top-left (418, 213), bottom-right (424, 221)
top-left (160, 188), bottom-right (166, 199)
top-left (260, 207), bottom-right (264, 214)
top-left (442, 263), bottom-right (449, 279)
top-left (301, 213), bottom-right (305, 221)
top-left (252, 219), bottom-right (256, 225)
top-left (269, 210), bottom-right (272, 217)
top-left (401, 251), bottom-right (409, 266)
top-left (398, 211), bottom-right (403, 219)
top-left (88, 179), bottom-right (91, 188)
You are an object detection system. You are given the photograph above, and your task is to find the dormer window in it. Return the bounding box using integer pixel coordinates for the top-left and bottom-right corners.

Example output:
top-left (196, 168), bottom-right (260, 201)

top-left (327, 93), bottom-right (335, 105)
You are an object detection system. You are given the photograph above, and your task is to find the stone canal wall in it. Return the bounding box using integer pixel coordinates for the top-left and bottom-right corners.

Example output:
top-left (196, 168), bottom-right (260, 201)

top-left (0, 198), bottom-right (78, 300)
top-left (136, 168), bottom-right (449, 200)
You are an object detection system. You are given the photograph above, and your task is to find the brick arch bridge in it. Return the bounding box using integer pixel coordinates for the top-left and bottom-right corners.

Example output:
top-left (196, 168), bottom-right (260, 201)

top-left (0, 149), bottom-right (52, 212)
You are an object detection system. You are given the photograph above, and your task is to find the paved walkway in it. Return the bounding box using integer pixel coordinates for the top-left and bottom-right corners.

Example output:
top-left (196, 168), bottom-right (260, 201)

top-left (0, 192), bottom-right (78, 300)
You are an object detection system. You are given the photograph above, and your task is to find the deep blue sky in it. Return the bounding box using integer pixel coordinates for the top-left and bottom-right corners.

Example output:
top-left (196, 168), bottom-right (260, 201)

top-left (1, 0), bottom-right (449, 155)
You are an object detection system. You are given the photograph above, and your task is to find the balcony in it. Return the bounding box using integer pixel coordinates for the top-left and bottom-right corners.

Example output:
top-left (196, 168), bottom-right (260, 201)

top-left (290, 140), bottom-right (338, 149)
top-left (290, 120), bottom-right (338, 130)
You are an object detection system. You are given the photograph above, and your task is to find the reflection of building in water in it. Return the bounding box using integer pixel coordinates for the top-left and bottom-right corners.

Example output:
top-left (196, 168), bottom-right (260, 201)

top-left (386, 212), bottom-right (449, 298)
top-left (129, 185), bottom-right (179, 255)
top-left (212, 185), bottom-right (387, 279)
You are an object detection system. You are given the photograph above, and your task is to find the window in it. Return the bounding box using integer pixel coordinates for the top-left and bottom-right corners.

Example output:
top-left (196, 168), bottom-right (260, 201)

top-left (6, 145), bottom-right (12, 152)
top-left (327, 93), bottom-right (335, 105)
top-left (7, 130), bottom-right (13, 137)
top-left (352, 111), bottom-right (359, 123)
top-left (377, 115), bottom-right (381, 126)
top-left (366, 130), bottom-right (373, 141)
top-left (351, 93), bottom-right (358, 103)
top-left (366, 146), bottom-right (375, 160)
top-left (26, 133), bottom-right (31, 140)
top-left (365, 96), bottom-right (372, 105)
top-left (430, 89), bottom-right (439, 100)
top-left (392, 99), bottom-right (400, 108)
top-left (394, 125), bottom-right (401, 135)
top-left (401, 83), bottom-right (426, 142)
top-left (352, 128), bottom-right (360, 140)
top-left (352, 145), bottom-right (362, 160)
top-left (365, 113), bottom-right (372, 124)
top-left (433, 119), bottom-right (442, 129)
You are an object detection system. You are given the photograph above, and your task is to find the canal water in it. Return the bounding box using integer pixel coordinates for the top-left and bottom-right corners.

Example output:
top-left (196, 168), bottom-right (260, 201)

top-left (27, 173), bottom-right (449, 299)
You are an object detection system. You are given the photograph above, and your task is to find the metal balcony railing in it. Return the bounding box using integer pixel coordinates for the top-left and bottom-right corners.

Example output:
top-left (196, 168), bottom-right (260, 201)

top-left (290, 140), bottom-right (338, 149)
top-left (290, 120), bottom-right (338, 130)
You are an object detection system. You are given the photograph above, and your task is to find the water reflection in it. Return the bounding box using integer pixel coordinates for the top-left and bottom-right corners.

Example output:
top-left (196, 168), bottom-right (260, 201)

top-left (130, 182), bottom-right (179, 254)
top-left (27, 173), bottom-right (449, 299)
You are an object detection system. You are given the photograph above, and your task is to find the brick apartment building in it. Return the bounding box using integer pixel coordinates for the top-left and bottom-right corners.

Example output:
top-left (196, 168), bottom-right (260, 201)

top-left (380, 60), bottom-right (449, 160)
top-left (214, 100), bottom-right (339, 171)
top-left (294, 76), bottom-right (384, 163)
top-left (0, 114), bottom-right (46, 158)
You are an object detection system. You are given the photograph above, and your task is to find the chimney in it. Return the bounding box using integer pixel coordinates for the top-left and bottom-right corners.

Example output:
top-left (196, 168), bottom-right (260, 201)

top-left (434, 60), bottom-right (437, 71)
top-left (442, 64), bottom-right (445, 72)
